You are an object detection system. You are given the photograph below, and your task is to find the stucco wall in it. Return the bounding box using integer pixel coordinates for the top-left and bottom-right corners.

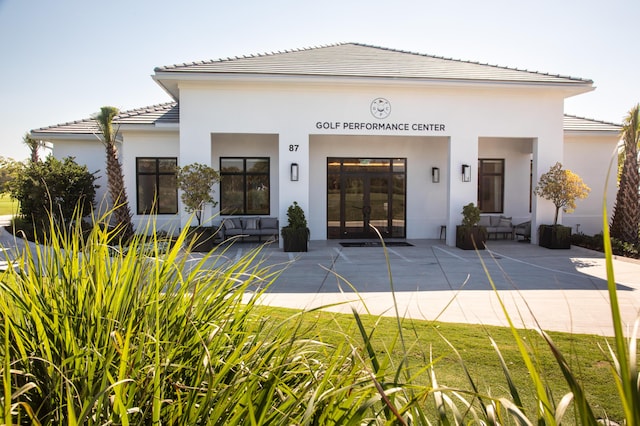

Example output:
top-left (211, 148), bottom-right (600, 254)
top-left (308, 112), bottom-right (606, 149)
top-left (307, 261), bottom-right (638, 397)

top-left (178, 79), bottom-right (567, 243)
top-left (563, 133), bottom-right (619, 235)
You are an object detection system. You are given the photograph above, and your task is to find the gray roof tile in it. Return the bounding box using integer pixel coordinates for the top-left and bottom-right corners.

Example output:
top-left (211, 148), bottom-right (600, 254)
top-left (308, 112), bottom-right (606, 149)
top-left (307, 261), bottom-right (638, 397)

top-left (563, 114), bottom-right (621, 133)
top-left (155, 43), bottom-right (592, 85)
top-left (31, 102), bottom-right (179, 136)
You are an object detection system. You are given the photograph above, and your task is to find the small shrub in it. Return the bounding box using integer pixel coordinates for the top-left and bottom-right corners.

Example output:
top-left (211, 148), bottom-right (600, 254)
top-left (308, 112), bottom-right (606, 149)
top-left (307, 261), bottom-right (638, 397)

top-left (571, 232), bottom-right (640, 259)
top-left (8, 156), bottom-right (97, 225)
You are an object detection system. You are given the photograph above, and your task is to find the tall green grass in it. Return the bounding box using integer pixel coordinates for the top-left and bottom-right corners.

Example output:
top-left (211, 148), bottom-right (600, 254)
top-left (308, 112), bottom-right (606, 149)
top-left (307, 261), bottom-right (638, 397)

top-left (0, 207), bottom-right (638, 424)
top-left (0, 214), bottom-right (389, 424)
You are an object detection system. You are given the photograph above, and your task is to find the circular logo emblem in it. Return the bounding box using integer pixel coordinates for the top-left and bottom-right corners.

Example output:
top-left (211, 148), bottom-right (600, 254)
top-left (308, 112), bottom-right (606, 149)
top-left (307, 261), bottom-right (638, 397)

top-left (370, 98), bottom-right (391, 119)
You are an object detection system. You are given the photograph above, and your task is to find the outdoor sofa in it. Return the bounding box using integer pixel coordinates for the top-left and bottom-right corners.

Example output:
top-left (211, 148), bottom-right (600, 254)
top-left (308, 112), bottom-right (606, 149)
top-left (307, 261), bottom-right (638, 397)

top-left (219, 217), bottom-right (279, 242)
top-left (478, 215), bottom-right (515, 240)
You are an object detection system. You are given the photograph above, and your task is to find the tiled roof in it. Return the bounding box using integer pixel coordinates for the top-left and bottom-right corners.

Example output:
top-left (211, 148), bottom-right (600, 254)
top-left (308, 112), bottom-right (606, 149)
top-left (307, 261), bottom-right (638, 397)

top-left (31, 102), bottom-right (179, 136)
top-left (155, 43), bottom-right (592, 86)
top-left (563, 114), bottom-right (621, 133)
top-left (115, 102), bottom-right (179, 124)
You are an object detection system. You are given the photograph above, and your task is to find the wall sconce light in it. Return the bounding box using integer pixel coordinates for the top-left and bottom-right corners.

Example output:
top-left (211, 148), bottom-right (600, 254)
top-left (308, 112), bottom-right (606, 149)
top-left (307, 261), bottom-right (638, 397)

top-left (462, 164), bottom-right (471, 182)
top-left (431, 167), bottom-right (440, 183)
top-left (290, 163), bottom-right (299, 181)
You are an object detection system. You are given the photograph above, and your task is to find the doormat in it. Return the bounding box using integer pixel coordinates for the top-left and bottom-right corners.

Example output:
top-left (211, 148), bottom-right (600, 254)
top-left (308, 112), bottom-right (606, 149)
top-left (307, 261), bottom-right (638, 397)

top-left (340, 241), bottom-right (414, 247)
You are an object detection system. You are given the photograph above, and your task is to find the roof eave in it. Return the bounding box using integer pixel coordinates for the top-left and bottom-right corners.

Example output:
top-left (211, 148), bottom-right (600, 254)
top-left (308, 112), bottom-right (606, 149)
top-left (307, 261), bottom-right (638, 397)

top-left (153, 71), bottom-right (594, 98)
top-left (564, 129), bottom-right (622, 137)
top-left (117, 123), bottom-right (179, 131)
top-left (152, 74), bottom-right (180, 101)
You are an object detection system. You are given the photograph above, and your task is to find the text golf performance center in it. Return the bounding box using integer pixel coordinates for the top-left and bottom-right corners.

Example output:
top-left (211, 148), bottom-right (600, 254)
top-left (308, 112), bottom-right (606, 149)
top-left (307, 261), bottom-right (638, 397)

top-left (31, 43), bottom-right (622, 246)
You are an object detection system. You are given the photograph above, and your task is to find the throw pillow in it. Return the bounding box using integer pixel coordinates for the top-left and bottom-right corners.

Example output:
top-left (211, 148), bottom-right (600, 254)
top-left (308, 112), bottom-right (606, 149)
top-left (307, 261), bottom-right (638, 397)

top-left (223, 220), bottom-right (235, 230)
top-left (498, 217), bottom-right (512, 227)
top-left (244, 218), bottom-right (259, 230)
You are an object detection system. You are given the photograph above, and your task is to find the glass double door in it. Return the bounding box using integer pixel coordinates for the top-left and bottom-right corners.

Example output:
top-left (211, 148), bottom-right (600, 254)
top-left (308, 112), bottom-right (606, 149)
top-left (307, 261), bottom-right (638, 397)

top-left (327, 158), bottom-right (406, 239)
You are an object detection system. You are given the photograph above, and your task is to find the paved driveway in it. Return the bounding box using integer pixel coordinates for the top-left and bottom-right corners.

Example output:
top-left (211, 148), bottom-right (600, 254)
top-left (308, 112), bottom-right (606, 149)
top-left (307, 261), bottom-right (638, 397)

top-left (2, 225), bottom-right (638, 336)
top-left (203, 239), bottom-right (640, 337)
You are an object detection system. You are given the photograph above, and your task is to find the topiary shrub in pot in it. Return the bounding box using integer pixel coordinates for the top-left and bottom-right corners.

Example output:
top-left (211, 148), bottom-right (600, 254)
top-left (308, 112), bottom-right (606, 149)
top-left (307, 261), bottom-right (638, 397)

top-left (177, 163), bottom-right (220, 252)
top-left (456, 202), bottom-right (487, 250)
top-left (281, 201), bottom-right (310, 252)
top-left (534, 162), bottom-right (590, 249)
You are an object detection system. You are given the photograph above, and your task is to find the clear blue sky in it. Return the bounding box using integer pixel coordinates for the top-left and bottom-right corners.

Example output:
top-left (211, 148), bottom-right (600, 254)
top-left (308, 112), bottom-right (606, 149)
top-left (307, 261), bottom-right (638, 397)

top-left (1, 0), bottom-right (638, 160)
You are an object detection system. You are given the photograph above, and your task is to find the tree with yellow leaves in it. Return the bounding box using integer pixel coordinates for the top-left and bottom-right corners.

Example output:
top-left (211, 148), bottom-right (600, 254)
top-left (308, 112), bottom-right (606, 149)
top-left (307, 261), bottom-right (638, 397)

top-left (534, 162), bottom-right (590, 225)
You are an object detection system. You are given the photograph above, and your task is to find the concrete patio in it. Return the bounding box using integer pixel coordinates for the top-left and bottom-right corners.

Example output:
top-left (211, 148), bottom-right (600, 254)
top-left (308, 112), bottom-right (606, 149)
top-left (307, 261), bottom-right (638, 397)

top-left (1, 219), bottom-right (639, 337)
top-left (195, 238), bottom-right (640, 337)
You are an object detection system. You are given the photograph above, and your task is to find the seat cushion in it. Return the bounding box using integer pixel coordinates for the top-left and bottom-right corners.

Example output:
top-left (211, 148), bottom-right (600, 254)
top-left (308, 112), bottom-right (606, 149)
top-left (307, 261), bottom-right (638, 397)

top-left (260, 217), bottom-right (278, 229)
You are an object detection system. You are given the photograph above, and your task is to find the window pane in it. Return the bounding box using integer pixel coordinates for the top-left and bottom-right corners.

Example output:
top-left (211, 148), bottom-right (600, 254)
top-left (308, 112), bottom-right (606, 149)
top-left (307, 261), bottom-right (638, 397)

top-left (246, 175), bottom-right (269, 214)
top-left (482, 160), bottom-right (503, 174)
top-left (327, 158), bottom-right (340, 174)
top-left (221, 159), bottom-right (244, 173)
top-left (247, 158), bottom-right (269, 173)
top-left (158, 159), bottom-right (176, 173)
top-left (137, 159), bottom-right (156, 173)
top-left (478, 159), bottom-right (504, 213)
top-left (220, 175), bottom-right (244, 214)
top-left (137, 175), bottom-right (156, 213)
top-left (392, 175), bottom-right (406, 237)
top-left (158, 174), bottom-right (178, 214)
top-left (393, 158), bottom-right (406, 173)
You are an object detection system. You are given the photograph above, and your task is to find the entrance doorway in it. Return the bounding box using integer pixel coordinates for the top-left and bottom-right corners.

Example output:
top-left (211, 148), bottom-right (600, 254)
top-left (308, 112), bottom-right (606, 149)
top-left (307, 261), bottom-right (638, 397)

top-left (327, 158), bottom-right (406, 239)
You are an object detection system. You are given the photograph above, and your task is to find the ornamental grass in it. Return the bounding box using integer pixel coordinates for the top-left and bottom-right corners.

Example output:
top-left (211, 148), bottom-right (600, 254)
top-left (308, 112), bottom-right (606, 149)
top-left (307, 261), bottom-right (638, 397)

top-left (0, 205), bottom-right (638, 424)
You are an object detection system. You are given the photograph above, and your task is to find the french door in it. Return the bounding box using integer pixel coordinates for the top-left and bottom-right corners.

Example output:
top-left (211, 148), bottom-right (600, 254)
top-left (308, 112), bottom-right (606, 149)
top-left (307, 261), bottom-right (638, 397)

top-left (327, 158), bottom-right (406, 239)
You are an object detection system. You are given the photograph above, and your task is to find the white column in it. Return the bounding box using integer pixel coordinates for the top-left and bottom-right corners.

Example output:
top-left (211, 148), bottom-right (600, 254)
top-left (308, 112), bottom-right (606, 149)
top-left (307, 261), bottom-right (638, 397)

top-left (279, 131), bottom-right (309, 246)
top-left (178, 103), bottom-right (213, 228)
top-left (446, 133), bottom-right (479, 246)
top-left (531, 125), bottom-right (564, 244)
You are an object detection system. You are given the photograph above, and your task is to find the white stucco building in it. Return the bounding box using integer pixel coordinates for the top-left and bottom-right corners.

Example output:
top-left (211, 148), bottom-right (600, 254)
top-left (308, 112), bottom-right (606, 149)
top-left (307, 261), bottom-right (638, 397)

top-left (31, 43), bottom-right (621, 245)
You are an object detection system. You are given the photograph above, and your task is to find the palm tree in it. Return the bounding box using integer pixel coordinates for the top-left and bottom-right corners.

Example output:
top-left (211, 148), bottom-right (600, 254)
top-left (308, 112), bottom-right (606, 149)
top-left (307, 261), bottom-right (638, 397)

top-left (23, 133), bottom-right (43, 162)
top-left (610, 104), bottom-right (640, 245)
top-left (94, 106), bottom-right (134, 241)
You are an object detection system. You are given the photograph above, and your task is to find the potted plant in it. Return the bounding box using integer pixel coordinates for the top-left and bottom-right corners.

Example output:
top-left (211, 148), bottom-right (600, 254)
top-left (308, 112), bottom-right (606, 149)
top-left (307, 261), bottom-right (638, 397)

top-left (534, 162), bottom-right (590, 249)
top-left (176, 162), bottom-right (220, 252)
top-left (456, 202), bottom-right (487, 250)
top-left (281, 201), bottom-right (310, 252)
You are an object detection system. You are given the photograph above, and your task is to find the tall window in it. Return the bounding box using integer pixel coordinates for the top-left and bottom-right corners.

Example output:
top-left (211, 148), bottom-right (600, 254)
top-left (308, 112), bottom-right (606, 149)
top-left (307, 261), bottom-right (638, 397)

top-left (136, 157), bottom-right (178, 214)
top-left (478, 159), bottom-right (504, 213)
top-left (220, 157), bottom-right (270, 215)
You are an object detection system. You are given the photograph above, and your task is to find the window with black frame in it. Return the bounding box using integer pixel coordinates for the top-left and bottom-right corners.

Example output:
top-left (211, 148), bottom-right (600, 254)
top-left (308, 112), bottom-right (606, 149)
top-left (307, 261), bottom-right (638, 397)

top-left (478, 159), bottom-right (504, 213)
top-left (220, 158), bottom-right (270, 215)
top-left (136, 157), bottom-right (178, 214)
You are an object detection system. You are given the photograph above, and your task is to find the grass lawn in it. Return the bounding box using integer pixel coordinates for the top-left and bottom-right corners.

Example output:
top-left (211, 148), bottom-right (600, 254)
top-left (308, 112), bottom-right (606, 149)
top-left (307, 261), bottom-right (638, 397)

top-left (261, 306), bottom-right (626, 422)
top-left (0, 193), bottom-right (17, 215)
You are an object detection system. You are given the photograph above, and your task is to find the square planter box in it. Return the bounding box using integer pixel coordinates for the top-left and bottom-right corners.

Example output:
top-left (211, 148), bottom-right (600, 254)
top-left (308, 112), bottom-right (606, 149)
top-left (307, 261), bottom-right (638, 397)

top-left (186, 227), bottom-right (215, 252)
top-left (282, 228), bottom-right (309, 252)
top-left (456, 226), bottom-right (487, 250)
top-left (538, 225), bottom-right (572, 249)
